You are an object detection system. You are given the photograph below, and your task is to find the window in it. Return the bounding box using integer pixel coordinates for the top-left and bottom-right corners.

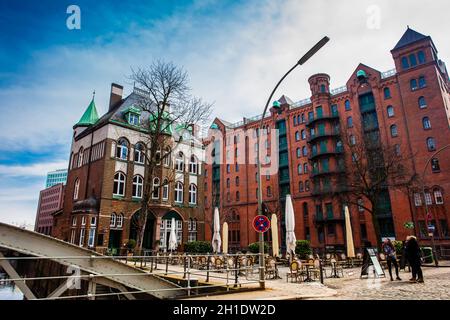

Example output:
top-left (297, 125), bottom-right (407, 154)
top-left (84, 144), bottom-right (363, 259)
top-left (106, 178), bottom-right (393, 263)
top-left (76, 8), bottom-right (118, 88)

top-left (73, 179), bottom-right (80, 200)
top-left (401, 57), bottom-right (409, 70)
top-left (116, 138), bottom-right (129, 160)
top-left (303, 163), bottom-right (308, 174)
top-left (70, 229), bottom-right (76, 244)
top-left (77, 148), bottom-right (84, 167)
top-left (345, 100), bottom-right (351, 111)
top-left (267, 186), bottom-right (272, 197)
top-left (90, 217), bottom-right (96, 226)
top-left (440, 220), bottom-right (449, 238)
top-left (434, 189), bottom-right (444, 204)
top-left (163, 147), bottom-right (171, 166)
top-left (88, 228), bottom-right (96, 247)
top-left (425, 192), bottom-right (433, 205)
top-left (295, 131), bottom-right (300, 141)
top-left (320, 84), bottom-right (326, 93)
top-left (132, 175), bottom-right (143, 198)
top-left (134, 143), bottom-right (145, 164)
top-left (72, 216), bottom-right (77, 226)
top-left (301, 114), bottom-right (305, 123)
top-left (110, 213), bottom-right (116, 227)
top-left (226, 178), bottom-right (230, 188)
top-left (293, 116), bottom-right (297, 126)
top-left (188, 219), bottom-right (197, 242)
top-left (357, 198), bottom-right (364, 212)
top-left (387, 105), bottom-right (394, 117)
top-left (235, 176), bottom-right (240, 186)
top-left (390, 124), bottom-right (398, 137)
top-left (162, 179), bottom-right (169, 200)
top-left (418, 96), bottom-right (427, 108)
top-left (79, 228), bottom-right (85, 247)
top-left (189, 155), bottom-right (198, 174)
top-left (174, 181), bottom-right (183, 203)
top-left (81, 216), bottom-right (86, 226)
top-left (236, 191), bottom-right (240, 201)
top-left (302, 146), bottom-right (308, 156)
top-left (116, 214), bottom-right (123, 228)
top-left (427, 137), bottom-right (436, 151)
top-left (296, 148), bottom-right (301, 158)
top-left (226, 164), bottom-right (231, 173)
top-left (384, 87), bottom-right (391, 99)
top-left (419, 76), bottom-right (426, 88)
top-left (360, 224), bottom-right (368, 239)
top-left (299, 181), bottom-right (304, 192)
top-left (235, 164), bottom-right (239, 172)
top-left (152, 177), bottom-right (160, 199)
top-left (347, 116), bottom-right (353, 128)
top-left (410, 79), bottom-right (418, 91)
top-left (305, 180), bottom-right (310, 191)
top-left (301, 130), bottom-right (306, 140)
top-left (431, 158), bottom-right (440, 172)
top-left (350, 135), bottom-right (356, 145)
top-left (418, 51), bottom-right (426, 64)
top-left (395, 144), bottom-right (401, 156)
top-left (128, 113), bottom-right (140, 126)
top-left (422, 117), bottom-right (431, 129)
top-left (409, 53), bottom-right (417, 67)
top-left (175, 152), bottom-right (184, 171)
top-left (414, 193), bottom-right (422, 207)
top-left (297, 164), bottom-right (303, 174)
top-left (113, 172), bottom-right (126, 196)
top-left (189, 184), bottom-right (197, 205)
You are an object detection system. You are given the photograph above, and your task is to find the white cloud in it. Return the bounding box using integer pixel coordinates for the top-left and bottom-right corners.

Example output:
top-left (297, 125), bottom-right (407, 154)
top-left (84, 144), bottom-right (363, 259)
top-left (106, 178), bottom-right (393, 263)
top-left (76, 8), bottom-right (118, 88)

top-left (0, 160), bottom-right (68, 177)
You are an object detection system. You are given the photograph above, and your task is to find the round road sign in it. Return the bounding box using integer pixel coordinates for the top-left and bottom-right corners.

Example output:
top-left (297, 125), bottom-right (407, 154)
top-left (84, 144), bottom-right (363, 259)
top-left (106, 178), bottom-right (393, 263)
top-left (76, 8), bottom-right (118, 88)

top-left (253, 215), bottom-right (271, 233)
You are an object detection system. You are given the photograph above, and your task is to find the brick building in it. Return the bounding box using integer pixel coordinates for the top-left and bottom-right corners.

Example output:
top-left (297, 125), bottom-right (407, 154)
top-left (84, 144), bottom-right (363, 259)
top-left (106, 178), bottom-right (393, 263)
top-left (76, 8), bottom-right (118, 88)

top-left (52, 84), bottom-right (205, 253)
top-left (34, 183), bottom-right (64, 236)
top-left (203, 28), bottom-right (450, 253)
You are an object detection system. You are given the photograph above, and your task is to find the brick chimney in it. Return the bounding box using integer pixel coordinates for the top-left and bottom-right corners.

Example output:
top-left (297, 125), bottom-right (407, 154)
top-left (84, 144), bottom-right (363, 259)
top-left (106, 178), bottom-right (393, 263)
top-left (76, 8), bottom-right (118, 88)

top-left (109, 83), bottom-right (123, 112)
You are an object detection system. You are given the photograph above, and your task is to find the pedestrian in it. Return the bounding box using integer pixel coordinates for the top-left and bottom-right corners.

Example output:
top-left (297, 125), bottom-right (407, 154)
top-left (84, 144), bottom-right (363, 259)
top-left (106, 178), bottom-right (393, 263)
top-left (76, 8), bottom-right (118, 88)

top-left (405, 236), bottom-right (424, 283)
top-left (381, 238), bottom-right (401, 281)
top-left (399, 239), bottom-right (409, 271)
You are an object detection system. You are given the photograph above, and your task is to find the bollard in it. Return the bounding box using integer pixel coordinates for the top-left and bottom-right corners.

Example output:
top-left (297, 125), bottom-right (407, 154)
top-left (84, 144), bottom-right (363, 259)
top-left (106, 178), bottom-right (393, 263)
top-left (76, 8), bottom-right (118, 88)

top-left (187, 255), bottom-right (191, 297)
top-left (165, 253), bottom-right (169, 276)
top-left (206, 254), bottom-right (211, 282)
top-left (234, 255), bottom-right (239, 288)
top-left (183, 254), bottom-right (187, 279)
top-left (319, 259), bottom-right (324, 284)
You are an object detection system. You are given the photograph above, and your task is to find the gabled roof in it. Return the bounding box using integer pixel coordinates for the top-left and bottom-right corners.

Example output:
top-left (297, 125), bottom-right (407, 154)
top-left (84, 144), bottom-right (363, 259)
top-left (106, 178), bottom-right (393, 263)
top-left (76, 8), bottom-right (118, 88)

top-left (392, 27), bottom-right (430, 51)
top-left (75, 98), bottom-right (99, 127)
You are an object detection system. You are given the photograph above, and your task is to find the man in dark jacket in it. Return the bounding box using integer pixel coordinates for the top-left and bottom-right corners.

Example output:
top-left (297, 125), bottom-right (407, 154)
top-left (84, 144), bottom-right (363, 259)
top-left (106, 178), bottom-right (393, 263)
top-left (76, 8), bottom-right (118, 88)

top-left (405, 236), bottom-right (424, 283)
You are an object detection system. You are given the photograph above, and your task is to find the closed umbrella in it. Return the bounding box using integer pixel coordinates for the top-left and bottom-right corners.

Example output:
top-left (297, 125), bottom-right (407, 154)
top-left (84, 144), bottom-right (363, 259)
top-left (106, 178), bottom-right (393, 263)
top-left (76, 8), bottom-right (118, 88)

top-left (212, 207), bottom-right (221, 253)
top-left (271, 214), bottom-right (279, 257)
top-left (285, 194), bottom-right (296, 259)
top-left (222, 222), bottom-right (228, 254)
top-left (168, 218), bottom-right (177, 252)
top-left (344, 205), bottom-right (356, 258)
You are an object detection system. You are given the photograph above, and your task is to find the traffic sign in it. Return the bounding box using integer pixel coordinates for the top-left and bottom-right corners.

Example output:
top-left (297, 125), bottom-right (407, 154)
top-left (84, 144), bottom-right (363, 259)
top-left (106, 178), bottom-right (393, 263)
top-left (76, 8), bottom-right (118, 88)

top-left (253, 215), bottom-right (270, 233)
top-left (428, 225), bottom-right (435, 232)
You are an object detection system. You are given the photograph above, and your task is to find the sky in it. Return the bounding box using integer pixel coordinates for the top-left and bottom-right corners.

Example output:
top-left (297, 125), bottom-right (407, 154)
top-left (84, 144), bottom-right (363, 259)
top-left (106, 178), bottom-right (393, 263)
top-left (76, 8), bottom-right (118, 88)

top-left (0, 0), bottom-right (449, 226)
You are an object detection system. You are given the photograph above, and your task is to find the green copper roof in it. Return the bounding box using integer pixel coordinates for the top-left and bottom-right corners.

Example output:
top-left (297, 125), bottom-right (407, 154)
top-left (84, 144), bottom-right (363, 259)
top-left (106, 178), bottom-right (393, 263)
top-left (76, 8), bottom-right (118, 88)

top-left (76, 98), bottom-right (99, 127)
top-left (210, 123), bottom-right (219, 130)
top-left (273, 101), bottom-right (281, 108)
top-left (123, 105), bottom-right (142, 115)
top-left (356, 70), bottom-right (367, 78)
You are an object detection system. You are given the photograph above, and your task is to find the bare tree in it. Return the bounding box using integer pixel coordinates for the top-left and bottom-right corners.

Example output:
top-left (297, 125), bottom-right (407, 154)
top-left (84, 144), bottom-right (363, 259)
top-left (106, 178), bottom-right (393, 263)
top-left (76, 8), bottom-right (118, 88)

top-left (338, 121), bottom-right (418, 248)
top-left (129, 60), bottom-right (213, 251)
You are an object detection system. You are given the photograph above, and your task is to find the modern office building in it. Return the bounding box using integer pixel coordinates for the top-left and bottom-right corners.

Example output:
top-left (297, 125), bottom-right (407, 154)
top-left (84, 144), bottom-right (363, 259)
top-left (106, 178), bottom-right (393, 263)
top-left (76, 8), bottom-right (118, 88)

top-left (34, 183), bottom-right (65, 235)
top-left (45, 169), bottom-right (68, 188)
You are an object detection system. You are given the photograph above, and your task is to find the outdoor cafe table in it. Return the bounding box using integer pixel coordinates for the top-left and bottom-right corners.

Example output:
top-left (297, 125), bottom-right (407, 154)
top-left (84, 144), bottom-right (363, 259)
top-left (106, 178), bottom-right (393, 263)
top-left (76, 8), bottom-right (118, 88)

top-left (302, 262), bottom-right (315, 282)
top-left (330, 260), bottom-right (345, 278)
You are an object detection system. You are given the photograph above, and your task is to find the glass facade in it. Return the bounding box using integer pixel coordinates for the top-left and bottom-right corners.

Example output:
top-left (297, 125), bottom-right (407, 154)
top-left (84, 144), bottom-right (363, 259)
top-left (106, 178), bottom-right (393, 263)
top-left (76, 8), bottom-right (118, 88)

top-left (45, 169), bottom-right (68, 188)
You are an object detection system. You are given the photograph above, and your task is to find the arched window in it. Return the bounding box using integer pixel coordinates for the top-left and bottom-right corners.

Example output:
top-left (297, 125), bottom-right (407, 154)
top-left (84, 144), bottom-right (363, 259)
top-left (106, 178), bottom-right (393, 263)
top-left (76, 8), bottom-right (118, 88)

top-left (305, 180), bottom-right (310, 191)
top-left (116, 214), bottom-right (124, 228)
top-left (133, 175), bottom-right (143, 198)
top-left (78, 147), bottom-right (84, 167)
top-left (409, 53), bottom-right (417, 67)
top-left (427, 137), bottom-right (436, 151)
top-left (418, 96), bottom-right (427, 108)
top-left (293, 116), bottom-right (297, 126)
top-left (236, 191), bottom-right (240, 201)
top-left (110, 213), bottom-right (116, 227)
top-left (295, 131), bottom-right (300, 141)
top-left (390, 124), bottom-right (398, 137)
top-left (296, 148), bottom-right (301, 158)
top-left (419, 76), bottom-right (426, 88)
top-left (422, 117), bottom-right (431, 129)
top-left (163, 147), bottom-right (171, 166)
top-left (189, 184), bottom-right (197, 204)
top-left (267, 186), bottom-right (272, 197)
top-left (418, 51), bottom-right (426, 64)
top-left (301, 114), bottom-right (305, 123)
top-left (347, 116), bottom-right (353, 128)
top-left (350, 135), bottom-right (356, 145)
top-left (299, 181), bottom-right (304, 192)
top-left (113, 172), bottom-right (126, 196)
top-left (298, 164), bottom-right (303, 174)
top-left (73, 178), bottom-right (80, 200)
top-left (401, 57), bottom-right (409, 70)
top-left (431, 158), bottom-right (440, 172)
top-left (152, 177), bottom-right (160, 199)
top-left (235, 176), bottom-right (240, 186)
top-left (116, 138), bottom-right (129, 160)
top-left (175, 152), bottom-right (184, 171)
top-left (301, 130), bottom-right (306, 140)
top-left (162, 178), bottom-right (169, 200)
top-left (174, 181), bottom-right (183, 203)
top-left (134, 143), bottom-right (145, 164)
top-left (434, 189), bottom-right (444, 204)
top-left (387, 105), bottom-right (394, 117)
top-left (189, 155), bottom-right (198, 174)
top-left (303, 163), bottom-right (308, 173)
top-left (226, 178), bottom-right (230, 188)
top-left (410, 79), bottom-right (418, 91)
top-left (384, 87), bottom-right (391, 99)
top-left (302, 146), bottom-right (308, 156)
top-left (345, 100), bottom-right (351, 111)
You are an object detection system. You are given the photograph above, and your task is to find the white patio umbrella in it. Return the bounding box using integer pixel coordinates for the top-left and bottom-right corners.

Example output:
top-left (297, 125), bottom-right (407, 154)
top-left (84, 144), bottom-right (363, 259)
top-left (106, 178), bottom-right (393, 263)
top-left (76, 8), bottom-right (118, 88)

top-left (212, 207), bottom-right (221, 253)
top-left (285, 194), bottom-right (296, 259)
top-left (222, 222), bottom-right (229, 254)
top-left (344, 205), bottom-right (356, 258)
top-left (168, 218), bottom-right (178, 252)
top-left (271, 214), bottom-right (279, 257)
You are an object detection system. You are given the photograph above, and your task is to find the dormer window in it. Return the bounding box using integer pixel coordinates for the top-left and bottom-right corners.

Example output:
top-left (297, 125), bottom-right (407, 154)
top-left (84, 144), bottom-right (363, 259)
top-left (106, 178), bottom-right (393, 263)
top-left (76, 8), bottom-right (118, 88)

top-left (128, 113), bottom-right (140, 126)
top-left (124, 106), bottom-right (142, 126)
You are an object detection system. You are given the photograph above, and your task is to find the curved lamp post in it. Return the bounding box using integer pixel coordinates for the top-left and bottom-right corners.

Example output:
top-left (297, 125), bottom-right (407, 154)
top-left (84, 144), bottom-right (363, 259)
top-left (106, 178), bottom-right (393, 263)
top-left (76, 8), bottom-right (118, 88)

top-left (421, 144), bottom-right (450, 267)
top-left (256, 36), bottom-right (330, 289)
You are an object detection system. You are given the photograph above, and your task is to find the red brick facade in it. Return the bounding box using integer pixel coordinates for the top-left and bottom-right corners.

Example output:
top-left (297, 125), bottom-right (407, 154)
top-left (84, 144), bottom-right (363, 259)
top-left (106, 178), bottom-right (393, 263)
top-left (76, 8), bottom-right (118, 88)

top-left (34, 183), bottom-right (64, 235)
top-left (204, 28), bottom-right (450, 254)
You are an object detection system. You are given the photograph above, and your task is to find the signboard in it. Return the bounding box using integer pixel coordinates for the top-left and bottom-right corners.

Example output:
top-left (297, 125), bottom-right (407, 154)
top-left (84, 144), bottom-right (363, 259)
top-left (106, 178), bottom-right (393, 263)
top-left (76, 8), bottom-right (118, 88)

top-left (428, 225), bottom-right (435, 232)
top-left (252, 215), bottom-right (270, 233)
top-left (360, 248), bottom-right (385, 278)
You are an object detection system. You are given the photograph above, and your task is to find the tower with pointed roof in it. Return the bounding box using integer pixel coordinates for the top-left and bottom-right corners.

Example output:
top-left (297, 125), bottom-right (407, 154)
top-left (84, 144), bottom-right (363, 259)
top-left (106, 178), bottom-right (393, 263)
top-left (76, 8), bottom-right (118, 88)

top-left (73, 96), bottom-right (100, 137)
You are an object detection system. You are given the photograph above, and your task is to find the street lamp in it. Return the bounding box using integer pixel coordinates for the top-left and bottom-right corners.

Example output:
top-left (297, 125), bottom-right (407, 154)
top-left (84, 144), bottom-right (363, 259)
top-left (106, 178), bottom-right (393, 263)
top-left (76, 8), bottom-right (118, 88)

top-left (256, 36), bottom-right (330, 289)
top-left (421, 144), bottom-right (450, 267)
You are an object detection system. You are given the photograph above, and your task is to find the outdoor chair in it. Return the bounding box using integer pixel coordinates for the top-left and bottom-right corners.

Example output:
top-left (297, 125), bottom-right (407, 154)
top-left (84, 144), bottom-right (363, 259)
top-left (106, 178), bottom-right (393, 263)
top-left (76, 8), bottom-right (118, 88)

top-left (215, 256), bottom-right (224, 270)
top-left (287, 260), bottom-right (305, 283)
top-left (379, 253), bottom-right (388, 269)
top-left (245, 257), bottom-right (254, 278)
top-left (198, 256), bottom-right (208, 270)
top-left (265, 258), bottom-right (277, 279)
top-left (327, 258), bottom-right (344, 278)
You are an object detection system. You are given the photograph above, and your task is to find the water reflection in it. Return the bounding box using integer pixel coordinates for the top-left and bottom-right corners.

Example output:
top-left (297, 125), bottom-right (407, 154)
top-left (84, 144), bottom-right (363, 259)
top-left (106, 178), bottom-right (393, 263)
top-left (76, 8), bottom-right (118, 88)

top-left (0, 273), bottom-right (24, 300)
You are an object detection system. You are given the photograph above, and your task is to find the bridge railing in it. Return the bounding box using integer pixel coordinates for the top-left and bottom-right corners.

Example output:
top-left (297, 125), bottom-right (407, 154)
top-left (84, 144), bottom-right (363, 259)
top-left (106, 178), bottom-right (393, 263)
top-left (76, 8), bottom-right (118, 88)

top-left (0, 252), bottom-right (263, 300)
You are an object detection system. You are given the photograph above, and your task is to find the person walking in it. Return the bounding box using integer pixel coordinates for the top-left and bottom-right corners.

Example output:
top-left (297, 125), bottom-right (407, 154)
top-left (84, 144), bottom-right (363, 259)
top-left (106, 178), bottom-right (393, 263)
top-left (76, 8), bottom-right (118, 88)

top-left (405, 236), bottom-right (424, 283)
top-left (381, 239), bottom-right (401, 281)
top-left (399, 240), bottom-right (409, 271)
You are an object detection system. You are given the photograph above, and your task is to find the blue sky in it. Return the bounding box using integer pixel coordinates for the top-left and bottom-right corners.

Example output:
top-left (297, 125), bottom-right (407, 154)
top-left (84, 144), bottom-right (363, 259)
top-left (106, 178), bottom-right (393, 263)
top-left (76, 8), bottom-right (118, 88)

top-left (0, 0), bottom-right (449, 226)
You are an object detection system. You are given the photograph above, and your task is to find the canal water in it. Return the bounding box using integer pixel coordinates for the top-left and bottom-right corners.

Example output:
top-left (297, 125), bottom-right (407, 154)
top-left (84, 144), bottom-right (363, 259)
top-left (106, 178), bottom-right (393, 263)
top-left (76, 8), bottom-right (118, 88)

top-left (0, 273), bottom-right (23, 300)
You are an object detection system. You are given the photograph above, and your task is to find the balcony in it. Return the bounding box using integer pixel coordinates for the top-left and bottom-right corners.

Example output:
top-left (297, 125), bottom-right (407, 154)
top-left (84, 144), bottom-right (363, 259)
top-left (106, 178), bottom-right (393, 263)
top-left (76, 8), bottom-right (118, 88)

top-left (314, 213), bottom-right (344, 224)
top-left (306, 113), bottom-right (339, 127)
top-left (309, 148), bottom-right (344, 160)
top-left (310, 167), bottom-right (345, 178)
top-left (307, 131), bottom-right (340, 143)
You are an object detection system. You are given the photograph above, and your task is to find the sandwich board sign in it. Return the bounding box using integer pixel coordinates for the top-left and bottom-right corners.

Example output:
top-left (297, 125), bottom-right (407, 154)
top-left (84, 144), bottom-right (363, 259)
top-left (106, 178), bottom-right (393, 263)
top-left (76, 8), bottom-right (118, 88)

top-left (360, 248), bottom-right (385, 278)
